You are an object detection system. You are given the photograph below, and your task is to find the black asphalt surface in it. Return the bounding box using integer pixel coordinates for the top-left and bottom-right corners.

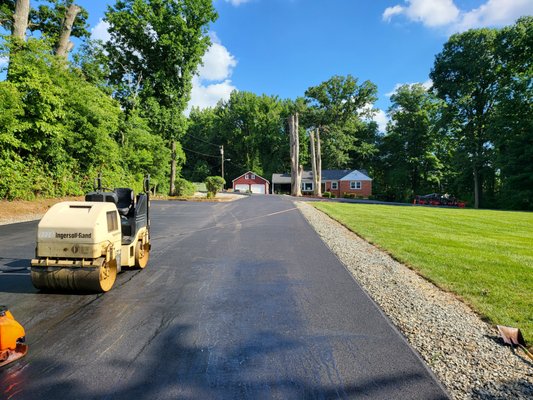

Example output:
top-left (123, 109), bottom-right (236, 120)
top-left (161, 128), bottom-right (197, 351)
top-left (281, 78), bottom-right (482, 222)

top-left (0, 195), bottom-right (448, 399)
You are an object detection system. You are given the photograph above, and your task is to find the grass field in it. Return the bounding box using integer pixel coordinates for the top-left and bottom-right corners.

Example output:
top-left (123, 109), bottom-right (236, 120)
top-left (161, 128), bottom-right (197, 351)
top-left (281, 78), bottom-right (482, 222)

top-left (193, 182), bottom-right (207, 192)
top-left (313, 202), bottom-right (533, 344)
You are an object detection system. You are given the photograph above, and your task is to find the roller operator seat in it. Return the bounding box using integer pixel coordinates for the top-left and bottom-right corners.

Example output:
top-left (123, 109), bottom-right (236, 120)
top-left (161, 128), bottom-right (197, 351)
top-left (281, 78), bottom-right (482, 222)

top-left (114, 188), bottom-right (134, 217)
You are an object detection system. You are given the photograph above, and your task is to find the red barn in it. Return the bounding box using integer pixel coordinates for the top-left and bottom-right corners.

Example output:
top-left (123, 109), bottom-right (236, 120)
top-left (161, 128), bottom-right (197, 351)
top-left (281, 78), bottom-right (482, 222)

top-left (232, 171), bottom-right (270, 194)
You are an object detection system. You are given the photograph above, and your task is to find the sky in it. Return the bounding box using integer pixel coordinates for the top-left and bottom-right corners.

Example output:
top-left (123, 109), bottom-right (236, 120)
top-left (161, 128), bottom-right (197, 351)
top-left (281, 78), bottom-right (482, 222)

top-left (14, 0), bottom-right (533, 131)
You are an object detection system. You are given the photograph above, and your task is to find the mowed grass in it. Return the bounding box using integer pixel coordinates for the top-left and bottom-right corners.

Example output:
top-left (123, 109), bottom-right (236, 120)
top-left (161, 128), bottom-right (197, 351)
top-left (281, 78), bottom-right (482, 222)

top-left (313, 202), bottom-right (533, 344)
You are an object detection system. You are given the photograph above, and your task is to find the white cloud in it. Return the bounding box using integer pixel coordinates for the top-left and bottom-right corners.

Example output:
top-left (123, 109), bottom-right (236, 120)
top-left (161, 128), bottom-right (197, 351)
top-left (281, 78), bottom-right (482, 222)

top-left (360, 104), bottom-right (389, 133)
top-left (454, 0), bottom-right (533, 31)
top-left (186, 32), bottom-right (238, 114)
top-left (383, 5), bottom-right (405, 22)
top-left (373, 109), bottom-right (389, 133)
top-left (385, 79), bottom-right (433, 97)
top-left (198, 36), bottom-right (237, 81)
top-left (224, 0), bottom-right (252, 5)
top-left (187, 77), bottom-right (236, 113)
top-left (383, 0), bottom-right (459, 27)
top-left (91, 19), bottom-right (110, 42)
top-left (383, 0), bottom-right (532, 31)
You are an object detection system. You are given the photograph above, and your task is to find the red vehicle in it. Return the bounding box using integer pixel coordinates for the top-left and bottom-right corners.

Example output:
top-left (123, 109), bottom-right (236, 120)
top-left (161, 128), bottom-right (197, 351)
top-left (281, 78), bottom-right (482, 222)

top-left (414, 193), bottom-right (466, 208)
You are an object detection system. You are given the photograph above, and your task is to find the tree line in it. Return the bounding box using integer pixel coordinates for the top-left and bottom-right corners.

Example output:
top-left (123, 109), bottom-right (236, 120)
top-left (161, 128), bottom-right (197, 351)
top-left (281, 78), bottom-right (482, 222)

top-left (1, 0), bottom-right (215, 198)
top-left (183, 17), bottom-right (532, 210)
top-left (0, 1), bottom-right (531, 210)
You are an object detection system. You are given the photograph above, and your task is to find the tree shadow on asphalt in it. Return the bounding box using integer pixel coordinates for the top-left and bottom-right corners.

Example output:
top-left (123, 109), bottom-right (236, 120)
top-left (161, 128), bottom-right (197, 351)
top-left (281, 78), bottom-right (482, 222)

top-left (1, 324), bottom-right (449, 400)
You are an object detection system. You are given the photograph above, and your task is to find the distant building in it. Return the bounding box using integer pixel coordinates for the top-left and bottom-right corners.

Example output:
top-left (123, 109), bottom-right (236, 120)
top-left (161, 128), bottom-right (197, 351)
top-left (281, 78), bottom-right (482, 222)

top-left (271, 169), bottom-right (372, 197)
top-left (232, 171), bottom-right (270, 194)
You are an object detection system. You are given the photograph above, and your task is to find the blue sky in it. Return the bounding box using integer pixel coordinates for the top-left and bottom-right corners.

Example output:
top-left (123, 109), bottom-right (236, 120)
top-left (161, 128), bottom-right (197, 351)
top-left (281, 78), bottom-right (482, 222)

top-left (47, 0), bottom-right (533, 129)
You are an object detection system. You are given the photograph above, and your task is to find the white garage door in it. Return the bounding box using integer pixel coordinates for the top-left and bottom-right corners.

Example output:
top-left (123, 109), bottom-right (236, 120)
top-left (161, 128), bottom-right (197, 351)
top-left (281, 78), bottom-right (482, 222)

top-left (250, 184), bottom-right (265, 194)
top-left (235, 184), bottom-right (249, 192)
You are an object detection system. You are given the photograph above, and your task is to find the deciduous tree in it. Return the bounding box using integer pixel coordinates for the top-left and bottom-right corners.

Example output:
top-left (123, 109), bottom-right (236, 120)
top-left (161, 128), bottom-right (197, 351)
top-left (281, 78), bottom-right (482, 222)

top-left (305, 75), bottom-right (378, 195)
top-left (431, 29), bottom-right (499, 208)
top-left (105, 0), bottom-right (217, 194)
top-left (380, 83), bottom-right (443, 201)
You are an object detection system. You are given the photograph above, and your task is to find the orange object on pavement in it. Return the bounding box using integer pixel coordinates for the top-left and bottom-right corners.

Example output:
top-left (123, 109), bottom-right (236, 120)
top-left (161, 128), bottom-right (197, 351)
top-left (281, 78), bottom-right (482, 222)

top-left (0, 306), bottom-right (28, 367)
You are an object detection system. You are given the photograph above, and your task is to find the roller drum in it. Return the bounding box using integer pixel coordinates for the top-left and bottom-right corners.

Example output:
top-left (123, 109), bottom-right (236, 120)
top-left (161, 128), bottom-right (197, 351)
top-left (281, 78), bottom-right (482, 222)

top-left (31, 258), bottom-right (117, 293)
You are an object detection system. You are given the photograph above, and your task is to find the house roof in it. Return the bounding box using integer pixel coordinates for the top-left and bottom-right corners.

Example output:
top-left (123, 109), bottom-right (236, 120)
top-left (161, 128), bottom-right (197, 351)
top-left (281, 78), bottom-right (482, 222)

top-left (232, 171), bottom-right (270, 184)
top-left (272, 170), bottom-right (371, 184)
top-left (341, 170), bottom-right (372, 181)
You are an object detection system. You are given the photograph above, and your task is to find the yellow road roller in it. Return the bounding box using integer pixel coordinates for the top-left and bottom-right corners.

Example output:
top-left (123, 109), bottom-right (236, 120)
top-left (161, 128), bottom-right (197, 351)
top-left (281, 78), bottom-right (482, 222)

top-left (30, 175), bottom-right (151, 293)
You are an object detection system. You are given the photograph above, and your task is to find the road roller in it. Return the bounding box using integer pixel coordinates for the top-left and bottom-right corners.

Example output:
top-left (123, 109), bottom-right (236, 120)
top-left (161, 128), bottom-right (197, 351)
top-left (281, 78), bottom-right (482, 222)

top-left (0, 306), bottom-right (27, 367)
top-left (30, 175), bottom-right (151, 293)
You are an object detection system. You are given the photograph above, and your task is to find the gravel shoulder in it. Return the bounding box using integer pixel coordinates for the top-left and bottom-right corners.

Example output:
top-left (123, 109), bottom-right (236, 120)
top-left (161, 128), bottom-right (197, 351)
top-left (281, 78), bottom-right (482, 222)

top-left (296, 201), bottom-right (533, 400)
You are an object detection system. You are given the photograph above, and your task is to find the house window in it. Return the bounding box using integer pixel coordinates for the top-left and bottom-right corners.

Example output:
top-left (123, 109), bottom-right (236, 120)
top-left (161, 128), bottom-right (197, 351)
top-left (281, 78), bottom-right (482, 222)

top-left (245, 174), bottom-right (249, 179)
top-left (350, 181), bottom-right (361, 190)
top-left (302, 182), bottom-right (313, 191)
top-left (331, 181), bottom-right (338, 190)
top-left (251, 174), bottom-right (256, 180)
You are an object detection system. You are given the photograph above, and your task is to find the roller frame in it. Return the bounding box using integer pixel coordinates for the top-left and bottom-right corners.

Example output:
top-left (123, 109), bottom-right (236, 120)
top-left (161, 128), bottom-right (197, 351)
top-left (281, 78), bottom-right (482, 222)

top-left (30, 176), bottom-right (151, 293)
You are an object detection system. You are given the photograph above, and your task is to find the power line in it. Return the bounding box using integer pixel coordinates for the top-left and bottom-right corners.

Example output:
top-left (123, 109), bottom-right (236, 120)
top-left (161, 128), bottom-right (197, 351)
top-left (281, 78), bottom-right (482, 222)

top-left (182, 146), bottom-right (220, 159)
top-left (185, 133), bottom-right (220, 148)
top-left (183, 145), bottom-right (248, 171)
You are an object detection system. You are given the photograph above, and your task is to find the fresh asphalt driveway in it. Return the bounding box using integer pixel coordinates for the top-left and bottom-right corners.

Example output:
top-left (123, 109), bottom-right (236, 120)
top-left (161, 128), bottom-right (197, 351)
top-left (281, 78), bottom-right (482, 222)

top-left (0, 195), bottom-right (448, 399)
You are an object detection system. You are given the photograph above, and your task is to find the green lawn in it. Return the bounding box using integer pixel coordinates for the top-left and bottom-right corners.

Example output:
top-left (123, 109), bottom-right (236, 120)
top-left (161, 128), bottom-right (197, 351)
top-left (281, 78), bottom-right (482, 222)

top-left (193, 182), bottom-right (207, 192)
top-left (313, 202), bottom-right (533, 344)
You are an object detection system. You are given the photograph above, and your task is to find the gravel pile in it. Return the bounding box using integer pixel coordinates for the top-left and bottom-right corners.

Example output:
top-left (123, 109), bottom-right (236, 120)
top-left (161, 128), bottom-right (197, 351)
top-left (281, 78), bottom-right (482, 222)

top-left (296, 201), bottom-right (533, 400)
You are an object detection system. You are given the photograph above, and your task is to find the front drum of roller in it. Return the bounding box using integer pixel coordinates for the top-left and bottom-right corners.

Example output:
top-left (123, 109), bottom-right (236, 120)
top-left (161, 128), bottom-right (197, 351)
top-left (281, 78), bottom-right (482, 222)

top-left (31, 259), bottom-right (118, 293)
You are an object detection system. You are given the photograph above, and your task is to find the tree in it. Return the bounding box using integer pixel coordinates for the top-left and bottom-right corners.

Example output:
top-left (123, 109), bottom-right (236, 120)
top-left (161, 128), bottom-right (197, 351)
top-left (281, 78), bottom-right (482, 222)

top-left (1, 1), bottom-right (89, 54)
top-left (205, 176), bottom-right (224, 198)
top-left (380, 83), bottom-right (443, 201)
top-left (119, 109), bottom-right (172, 191)
top-left (289, 113), bottom-right (302, 196)
top-left (212, 91), bottom-right (292, 181)
top-left (491, 17), bottom-right (533, 210)
top-left (12, 0), bottom-right (29, 39)
top-left (0, 37), bottom-right (127, 198)
top-left (105, 0), bottom-right (217, 194)
top-left (182, 106), bottom-right (220, 182)
top-left (30, 0), bottom-right (89, 57)
top-left (305, 75), bottom-right (378, 196)
top-left (431, 28), bottom-right (500, 208)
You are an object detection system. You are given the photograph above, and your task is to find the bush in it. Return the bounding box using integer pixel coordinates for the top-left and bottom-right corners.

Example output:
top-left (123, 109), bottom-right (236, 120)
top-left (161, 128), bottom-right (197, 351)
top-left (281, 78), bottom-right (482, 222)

top-left (174, 178), bottom-right (195, 197)
top-left (205, 176), bottom-right (225, 198)
top-left (323, 191), bottom-right (332, 198)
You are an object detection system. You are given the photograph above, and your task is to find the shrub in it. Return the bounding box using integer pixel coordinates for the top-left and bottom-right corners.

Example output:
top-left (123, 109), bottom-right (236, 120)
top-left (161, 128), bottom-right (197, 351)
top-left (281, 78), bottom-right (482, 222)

top-left (323, 191), bottom-right (332, 198)
top-left (205, 176), bottom-right (225, 198)
top-left (174, 178), bottom-right (195, 197)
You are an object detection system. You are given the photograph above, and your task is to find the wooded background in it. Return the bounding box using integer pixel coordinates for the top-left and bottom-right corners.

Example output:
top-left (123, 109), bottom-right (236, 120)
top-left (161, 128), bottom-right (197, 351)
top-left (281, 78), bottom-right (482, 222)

top-left (1, 1), bottom-right (531, 210)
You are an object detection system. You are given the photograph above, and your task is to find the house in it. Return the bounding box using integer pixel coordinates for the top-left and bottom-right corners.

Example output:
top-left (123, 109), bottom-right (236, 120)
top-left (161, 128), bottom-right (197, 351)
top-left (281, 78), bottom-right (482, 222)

top-left (232, 171), bottom-right (270, 194)
top-left (271, 169), bottom-right (372, 197)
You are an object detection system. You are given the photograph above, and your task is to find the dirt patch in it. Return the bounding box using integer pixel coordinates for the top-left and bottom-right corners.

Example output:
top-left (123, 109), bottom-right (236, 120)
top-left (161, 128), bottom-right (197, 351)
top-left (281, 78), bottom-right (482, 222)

top-left (0, 197), bottom-right (83, 225)
top-left (0, 193), bottom-right (245, 226)
top-left (158, 192), bottom-right (247, 202)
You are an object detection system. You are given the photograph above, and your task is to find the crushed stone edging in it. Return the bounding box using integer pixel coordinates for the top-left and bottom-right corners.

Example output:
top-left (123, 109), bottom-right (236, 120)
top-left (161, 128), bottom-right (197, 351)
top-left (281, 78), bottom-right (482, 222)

top-left (296, 201), bottom-right (532, 400)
